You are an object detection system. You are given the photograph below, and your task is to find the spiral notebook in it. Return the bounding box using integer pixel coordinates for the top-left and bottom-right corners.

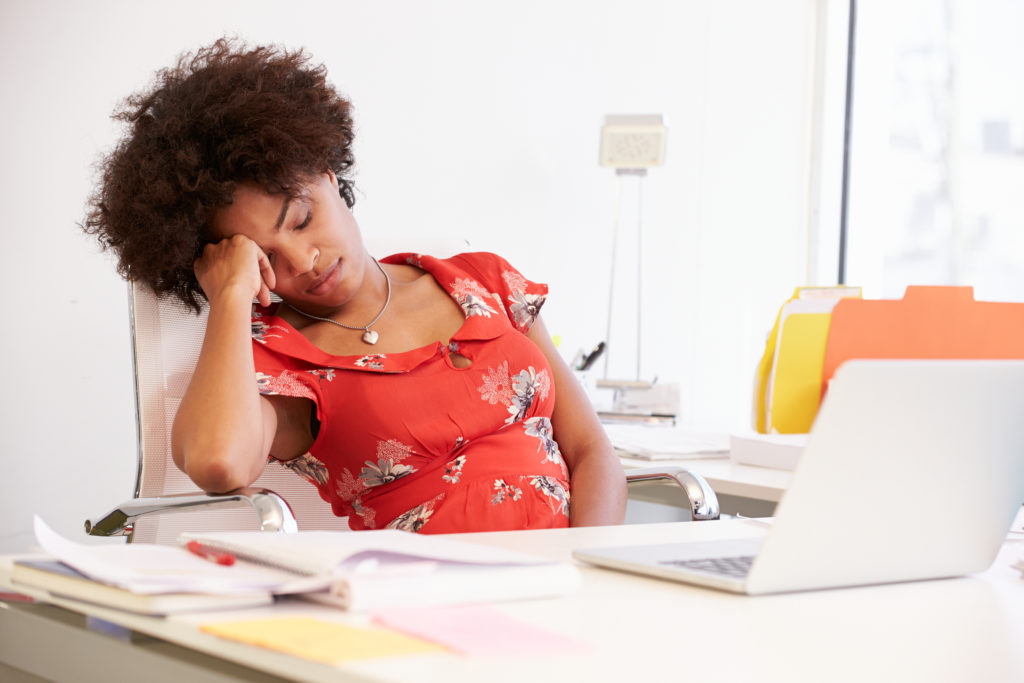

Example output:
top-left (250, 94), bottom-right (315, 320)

top-left (178, 529), bottom-right (581, 611)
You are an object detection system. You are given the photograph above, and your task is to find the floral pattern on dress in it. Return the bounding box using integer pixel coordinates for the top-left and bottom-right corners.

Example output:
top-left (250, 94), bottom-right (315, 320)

top-left (360, 459), bottom-right (414, 488)
top-left (491, 479), bottom-right (523, 505)
top-left (336, 440), bottom-right (421, 527)
top-left (251, 252), bottom-right (568, 534)
top-left (335, 470), bottom-right (378, 528)
top-left (442, 455), bottom-right (467, 484)
top-left (478, 361), bottom-right (514, 406)
top-left (530, 476), bottom-right (570, 517)
top-left (335, 469), bottom-right (361, 502)
top-left (359, 439), bottom-right (417, 488)
top-left (354, 354), bottom-right (386, 370)
top-left (307, 368), bottom-right (336, 382)
top-left (508, 367), bottom-right (551, 424)
top-left (255, 371), bottom-right (316, 400)
top-left (508, 290), bottom-right (546, 331)
top-left (502, 270), bottom-right (528, 294)
top-left (251, 311), bottom-right (286, 344)
top-left (387, 499), bottom-right (437, 532)
top-left (502, 270), bottom-right (546, 331)
top-left (450, 277), bottom-right (498, 318)
top-left (280, 452), bottom-right (329, 486)
top-left (523, 416), bottom-right (561, 464)
top-left (477, 362), bottom-right (551, 425)
top-left (351, 499), bottom-right (377, 529)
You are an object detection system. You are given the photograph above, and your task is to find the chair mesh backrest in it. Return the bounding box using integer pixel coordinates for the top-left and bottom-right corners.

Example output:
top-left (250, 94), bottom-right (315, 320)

top-left (129, 283), bottom-right (350, 544)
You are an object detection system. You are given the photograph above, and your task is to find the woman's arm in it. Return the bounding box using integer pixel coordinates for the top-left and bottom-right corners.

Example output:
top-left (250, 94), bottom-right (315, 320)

top-left (171, 235), bottom-right (311, 493)
top-left (527, 317), bottom-right (626, 526)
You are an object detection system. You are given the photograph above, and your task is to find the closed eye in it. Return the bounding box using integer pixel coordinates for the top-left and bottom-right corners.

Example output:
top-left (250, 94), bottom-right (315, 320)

top-left (295, 210), bottom-right (312, 231)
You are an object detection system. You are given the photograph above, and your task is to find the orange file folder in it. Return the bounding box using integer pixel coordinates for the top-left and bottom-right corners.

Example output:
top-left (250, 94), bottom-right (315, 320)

top-left (821, 286), bottom-right (1024, 396)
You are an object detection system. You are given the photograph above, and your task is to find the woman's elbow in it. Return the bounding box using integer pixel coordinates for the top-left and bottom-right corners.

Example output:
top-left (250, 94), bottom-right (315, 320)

top-left (192, 458), bottom-right (255, 493)
top-left (172, 440), bottom-right (261, 493)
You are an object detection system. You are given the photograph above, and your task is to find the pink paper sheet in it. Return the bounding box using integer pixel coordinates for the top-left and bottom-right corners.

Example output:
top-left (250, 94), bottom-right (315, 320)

top-left (372, 604), bottom-right (591, 656)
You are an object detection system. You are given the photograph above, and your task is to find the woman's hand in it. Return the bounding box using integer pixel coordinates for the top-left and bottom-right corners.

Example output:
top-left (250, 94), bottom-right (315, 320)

top-left (194, 234), bottom-right (276, 307)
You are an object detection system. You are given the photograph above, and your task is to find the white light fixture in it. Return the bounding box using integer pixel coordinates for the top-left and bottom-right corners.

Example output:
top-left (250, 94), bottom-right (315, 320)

top-left (600, 114), bottom-right (668, 169)
top-left (599, 114), bottom-right (667, 392)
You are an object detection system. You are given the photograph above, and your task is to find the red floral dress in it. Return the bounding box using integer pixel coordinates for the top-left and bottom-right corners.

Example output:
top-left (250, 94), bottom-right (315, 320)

top-left (249, 252), bottom-right (570, 533)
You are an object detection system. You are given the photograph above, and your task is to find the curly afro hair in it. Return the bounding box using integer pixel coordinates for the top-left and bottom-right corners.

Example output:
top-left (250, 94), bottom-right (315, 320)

top-left (82, 38), bottom-right (356, 312)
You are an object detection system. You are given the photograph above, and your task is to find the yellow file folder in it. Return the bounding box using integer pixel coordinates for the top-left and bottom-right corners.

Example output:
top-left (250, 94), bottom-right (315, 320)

top-left (754, 286), bottom-right (861, 434)
top-left (769, 312), bottom-right (833, 433)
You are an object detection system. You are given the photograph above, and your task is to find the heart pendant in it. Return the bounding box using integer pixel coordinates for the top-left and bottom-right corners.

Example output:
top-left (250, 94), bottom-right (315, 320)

top-left (362, 329), bottom-right (379, 345)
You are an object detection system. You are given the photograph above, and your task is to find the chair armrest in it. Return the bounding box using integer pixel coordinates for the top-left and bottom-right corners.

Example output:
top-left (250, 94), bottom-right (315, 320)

top-left (625, 467), bottom-right (721, 520)
top-left (84, 488), bottom-right (298, 538)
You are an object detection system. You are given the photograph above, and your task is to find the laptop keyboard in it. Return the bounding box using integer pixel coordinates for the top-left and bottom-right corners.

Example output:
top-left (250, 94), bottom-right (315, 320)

top-left (659, 555), bottom-right (755, 579)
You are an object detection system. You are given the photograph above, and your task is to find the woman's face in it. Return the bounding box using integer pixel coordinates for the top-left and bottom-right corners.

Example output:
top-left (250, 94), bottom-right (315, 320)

top-left (210, 172), bottom-right (369, 314)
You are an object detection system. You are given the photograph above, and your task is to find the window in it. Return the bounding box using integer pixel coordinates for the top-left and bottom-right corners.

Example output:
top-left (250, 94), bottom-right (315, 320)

top-left (844, 0), bottom-right (1024, 301)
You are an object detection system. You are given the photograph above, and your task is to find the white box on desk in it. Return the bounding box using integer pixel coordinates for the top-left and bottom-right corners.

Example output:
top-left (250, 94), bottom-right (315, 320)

top-left (730, 433), bottom-right (808, 470)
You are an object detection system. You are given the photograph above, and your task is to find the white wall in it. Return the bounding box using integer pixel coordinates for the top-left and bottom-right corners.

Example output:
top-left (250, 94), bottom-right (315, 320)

top-left (0, 0), bottom-right (818, 552)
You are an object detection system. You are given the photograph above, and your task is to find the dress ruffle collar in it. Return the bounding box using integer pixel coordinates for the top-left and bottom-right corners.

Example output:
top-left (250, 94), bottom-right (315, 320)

top-left (252, 252), bottom-right (510, 373)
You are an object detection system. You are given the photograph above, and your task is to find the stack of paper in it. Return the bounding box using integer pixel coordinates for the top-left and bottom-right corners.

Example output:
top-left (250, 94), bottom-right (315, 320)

top-left (605, 423), bottom-right (729, 461)
top-left (729, 433), bottom-right (808, 470)
top-left (25, 517), bottom-right (580, 613)
top-left (31, 517), bottom-right (318, 595)
top-left (9, 559), bottom-right (273, 615)
top-left (178, 530), bottom-right (582, 612)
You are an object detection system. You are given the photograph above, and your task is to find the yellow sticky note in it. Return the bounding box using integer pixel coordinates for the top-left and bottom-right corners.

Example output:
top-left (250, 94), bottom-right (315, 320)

top-left (200, 617), bottom-right (446, 664)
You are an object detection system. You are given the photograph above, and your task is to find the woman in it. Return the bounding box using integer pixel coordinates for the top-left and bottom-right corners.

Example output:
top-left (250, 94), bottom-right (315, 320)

top-left (84, 38), bottom-right (625, 533)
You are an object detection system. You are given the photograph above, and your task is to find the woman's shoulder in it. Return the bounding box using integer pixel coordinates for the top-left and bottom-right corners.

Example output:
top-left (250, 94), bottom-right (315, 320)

top-left (382, 251), bottom-right (524, 285)
top-left (383, 251), bottom-right (547, 333)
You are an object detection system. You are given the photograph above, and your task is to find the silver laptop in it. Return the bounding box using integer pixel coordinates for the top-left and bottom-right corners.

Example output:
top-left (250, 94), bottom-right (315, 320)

top-left (574, 359), bottom-right (1024, 594)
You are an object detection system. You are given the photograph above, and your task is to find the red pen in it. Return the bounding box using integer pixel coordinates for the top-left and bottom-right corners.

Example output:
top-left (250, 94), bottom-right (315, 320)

top-left (186, 540), bottom-right (235, 566)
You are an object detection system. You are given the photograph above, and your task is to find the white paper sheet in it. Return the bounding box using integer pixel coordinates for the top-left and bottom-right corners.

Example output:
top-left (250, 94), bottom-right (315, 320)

top-left (605, 423), bottom-right (730, 460)
top-left (33, 516), bottom-right (324, 594)
top-left (178, 529), bottom-right (566, 576)
top-left (33, 517), bottom-right (582, 610)
top-left (310, 562), bottom-right (582, 612)
top-left (181, 529), bottom-right (583, 611)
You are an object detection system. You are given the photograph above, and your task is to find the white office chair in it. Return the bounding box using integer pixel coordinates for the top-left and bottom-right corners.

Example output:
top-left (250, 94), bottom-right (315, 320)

top-left (86, 251), bottom-right (719, 544)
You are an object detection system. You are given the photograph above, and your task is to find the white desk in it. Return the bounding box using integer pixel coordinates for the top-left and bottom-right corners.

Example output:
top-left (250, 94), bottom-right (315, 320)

top-left (4, 515), bottom-right (1024, 683)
